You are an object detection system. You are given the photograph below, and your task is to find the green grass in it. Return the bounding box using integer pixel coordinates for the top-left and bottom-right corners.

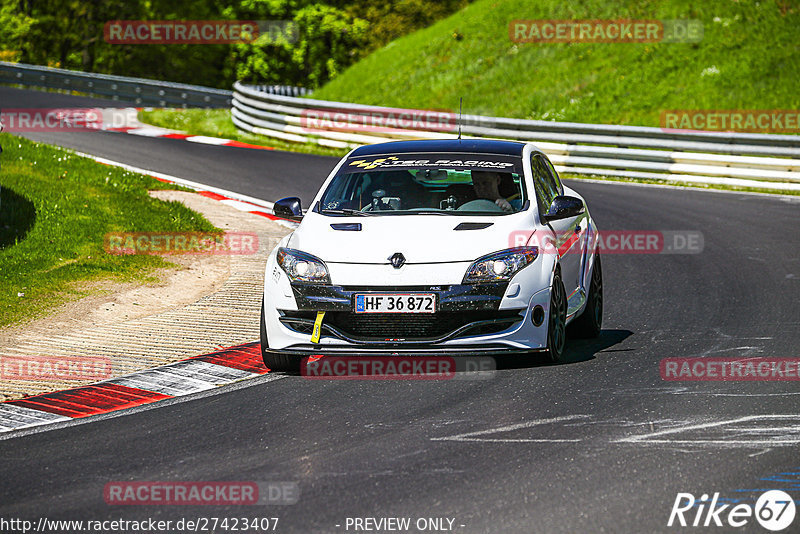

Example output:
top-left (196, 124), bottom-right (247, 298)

top-left (311, 0), bottom-right (800, 125)
top-left (0, 133), bottom-right (218, 327)
top-left (139, 108), bottom-right (349, 157)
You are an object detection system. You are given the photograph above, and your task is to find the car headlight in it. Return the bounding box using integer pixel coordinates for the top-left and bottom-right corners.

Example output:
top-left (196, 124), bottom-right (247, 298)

top-left (463, 247), bottom-right (539, 284)
top-left (277, 248), bottom-right (331, 284)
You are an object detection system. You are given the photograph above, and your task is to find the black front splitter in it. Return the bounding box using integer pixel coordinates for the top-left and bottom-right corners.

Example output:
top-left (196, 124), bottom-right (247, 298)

top-left (262, 345), bottom-right (544, 358)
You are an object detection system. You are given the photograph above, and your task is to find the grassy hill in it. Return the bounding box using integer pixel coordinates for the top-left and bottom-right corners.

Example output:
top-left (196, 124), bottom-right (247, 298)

top-left (312, 0), bottom-right (800, 126)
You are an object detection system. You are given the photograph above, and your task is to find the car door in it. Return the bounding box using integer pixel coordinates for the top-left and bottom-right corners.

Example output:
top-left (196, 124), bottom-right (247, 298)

top-left (531, 154), bottom-right (585, 315)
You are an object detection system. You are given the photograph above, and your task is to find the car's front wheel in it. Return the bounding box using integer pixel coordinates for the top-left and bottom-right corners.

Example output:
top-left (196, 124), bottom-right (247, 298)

top-left (545, 269), bottom-right (567, 363)
top-left (260, 297), bottom-right (301, 372)
top-left (570, 253), bottom-right (603, 338)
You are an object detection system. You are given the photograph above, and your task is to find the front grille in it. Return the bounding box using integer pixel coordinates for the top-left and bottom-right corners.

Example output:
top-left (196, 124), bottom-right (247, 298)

top-left (285, 319), bottom-right (314, 334)
top-left (280, 309), bottom-right (522, 342)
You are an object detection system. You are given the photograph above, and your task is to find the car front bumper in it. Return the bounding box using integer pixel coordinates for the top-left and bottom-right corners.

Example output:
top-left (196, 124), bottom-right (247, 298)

top-left (264, 282), bottom-right (552, 353)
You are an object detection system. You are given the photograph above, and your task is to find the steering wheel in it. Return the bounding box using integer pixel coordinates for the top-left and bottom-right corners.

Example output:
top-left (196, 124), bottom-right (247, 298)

top-left (363, 189), bottom-right (399, 211)
top-left (363, 202), bottom-right (398, 212)
top-left (457, 199), bottom-right (505, 213)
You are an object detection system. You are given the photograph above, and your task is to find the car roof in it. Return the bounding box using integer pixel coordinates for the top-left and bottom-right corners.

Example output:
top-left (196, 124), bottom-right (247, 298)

top-left (349, 139), bottom-right (527, 157)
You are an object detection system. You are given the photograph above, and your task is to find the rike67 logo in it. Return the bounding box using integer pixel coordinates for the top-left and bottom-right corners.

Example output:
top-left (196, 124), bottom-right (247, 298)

top-left (668, 491), bottom-right (796, 531)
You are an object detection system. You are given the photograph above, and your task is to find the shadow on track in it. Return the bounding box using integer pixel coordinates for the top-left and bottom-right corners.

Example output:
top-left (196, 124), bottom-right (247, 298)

top-left (268, 329), bottom-right (635, 377)
top-left (494, 329), bottom-right (634, 370)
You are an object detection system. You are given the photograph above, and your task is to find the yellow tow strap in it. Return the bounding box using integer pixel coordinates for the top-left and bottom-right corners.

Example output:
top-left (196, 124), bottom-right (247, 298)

top-left (311, 311), bottom-right (325, 343)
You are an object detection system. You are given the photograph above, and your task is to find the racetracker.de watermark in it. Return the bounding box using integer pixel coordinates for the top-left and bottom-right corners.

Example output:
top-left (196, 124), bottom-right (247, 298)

top-left (301, 356), bottom-right (496, 380)
top-left (508, 230), bottom-right (703, 254)
top-left (509, 19), bottom-right (703, 43)
top-left (103, 232), bottom-right (260, 256)
top-left (0, 108), bottom-right (103, 132)
top-left (104, 481), bottom-right (299, 505)
top-left (661, 358), bottom-right (800, 381)
top-left (0, 108), bottom-right (141, 132)
top-left (300, 106), bottom-right (456, 134)
top-left (1, 356), bottom-right (111, 380)
top-left (661, 109), bottom-right (800, 133)
top-left (104, 20), bottom-right (295, 44)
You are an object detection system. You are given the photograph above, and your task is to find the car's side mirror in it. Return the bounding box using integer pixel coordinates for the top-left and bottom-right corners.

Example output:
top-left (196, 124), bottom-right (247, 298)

top-left (273, 197), bottom-right (303, 221)
top-left (542, 195), bottom-right (584, 222)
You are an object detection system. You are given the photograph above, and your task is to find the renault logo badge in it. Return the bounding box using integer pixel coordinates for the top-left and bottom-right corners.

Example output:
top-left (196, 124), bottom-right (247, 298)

top-left (389, 253), bottom-right (406, 269)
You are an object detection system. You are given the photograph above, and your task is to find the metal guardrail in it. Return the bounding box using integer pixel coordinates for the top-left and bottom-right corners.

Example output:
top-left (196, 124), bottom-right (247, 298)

top-left (249, 85), bottom-right (310, 98)
top-left (232, 81), bottom-right (800, 191)
top-left (1, 62), bottom-right (796, 191)
top-left (0, 61), bottom-right (233, 108)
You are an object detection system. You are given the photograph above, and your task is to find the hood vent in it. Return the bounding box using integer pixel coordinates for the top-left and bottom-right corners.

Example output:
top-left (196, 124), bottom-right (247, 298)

top-left (453, 222), bottom-right (494, 231)
top-left (330, 223), bottom-right (362, 231)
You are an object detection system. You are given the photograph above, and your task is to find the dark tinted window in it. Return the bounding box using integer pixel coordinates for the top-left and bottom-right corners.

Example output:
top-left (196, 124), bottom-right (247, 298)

top-left (531, 154), bottom-right (560, 214)
top-left (319, 154), bottom-right (528, 215)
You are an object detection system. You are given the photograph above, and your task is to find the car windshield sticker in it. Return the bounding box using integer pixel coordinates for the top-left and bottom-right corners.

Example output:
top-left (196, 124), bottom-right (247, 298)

top-left (342, 153), bottom-right (522, 173)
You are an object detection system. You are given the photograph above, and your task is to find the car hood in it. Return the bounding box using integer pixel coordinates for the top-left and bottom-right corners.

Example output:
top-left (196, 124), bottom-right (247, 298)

top-left (287, 212), bottom-right (537, 264)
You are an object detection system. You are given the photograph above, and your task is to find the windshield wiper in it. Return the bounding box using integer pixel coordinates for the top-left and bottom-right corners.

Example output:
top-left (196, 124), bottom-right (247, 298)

top-left (378, 208), bottom-right (460, 216)
top-left (395, 209), bottom-right (452, 215)
top-left (319, 208), bottom-right (371, 217)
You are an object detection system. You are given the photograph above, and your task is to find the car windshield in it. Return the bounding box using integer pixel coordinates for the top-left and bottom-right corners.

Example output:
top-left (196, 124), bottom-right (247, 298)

top-left (318, 153), bottom-right (527, 215)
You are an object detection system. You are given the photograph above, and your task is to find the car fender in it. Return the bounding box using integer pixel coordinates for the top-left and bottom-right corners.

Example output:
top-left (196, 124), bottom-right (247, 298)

top-left (263, 233), bottom-right (299, 311)
top-left (498, 230), bottom-right (559, 310)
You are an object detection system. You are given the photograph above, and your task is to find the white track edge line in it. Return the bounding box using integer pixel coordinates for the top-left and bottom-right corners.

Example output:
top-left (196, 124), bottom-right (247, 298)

top-left (70, 149), bottom-right (275, 210)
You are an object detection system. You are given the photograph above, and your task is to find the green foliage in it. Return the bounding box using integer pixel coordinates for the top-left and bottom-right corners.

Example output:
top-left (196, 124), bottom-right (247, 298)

top-left (1, 0), bottom-right (466, 89)
top-left (337, 0), bottom-right (469, 51)
top-left (231, 3), bottom-right (369, 88)
top-left (313, 0), bottom-right (800, 126)
top-left (292, 4), bottom-right (369, 86)
top-left (0, 1), bottom-right (34, 60)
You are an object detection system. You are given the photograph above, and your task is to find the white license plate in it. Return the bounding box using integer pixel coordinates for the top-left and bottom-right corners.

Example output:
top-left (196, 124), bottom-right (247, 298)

top-left (354, 293), bottom-right (436, 314)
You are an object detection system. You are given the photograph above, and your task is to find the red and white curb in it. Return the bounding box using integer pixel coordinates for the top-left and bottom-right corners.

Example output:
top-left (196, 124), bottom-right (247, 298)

top-left (87, 109), bottom-right (295, 227)
top-left (0, 122), bottom-right (302, 434)
top-left (108, 127), bottom-right (275, 151)
top-left (0, 342), bottom-right (273, 433)
top-left (100, 107), bottom-right (276, 151)
top-left (72, 150), bottom-right (299, 230)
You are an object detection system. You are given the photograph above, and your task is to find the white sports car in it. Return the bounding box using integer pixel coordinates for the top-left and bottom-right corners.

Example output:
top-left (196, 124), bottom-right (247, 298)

top-left (260, 139), bottom-right (602, 371)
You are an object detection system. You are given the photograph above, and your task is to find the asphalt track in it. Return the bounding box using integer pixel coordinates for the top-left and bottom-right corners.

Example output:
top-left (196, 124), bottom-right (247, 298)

top-left (2, 87), bottom-right (800, 533)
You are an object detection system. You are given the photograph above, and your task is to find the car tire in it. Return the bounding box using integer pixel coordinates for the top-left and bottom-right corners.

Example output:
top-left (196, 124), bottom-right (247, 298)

top-left (260, 297), bottom-right (301, 372)
top-left (546, 269), bottom-right (567, 363)
top-left (570, 253), bottom-right (603, 338)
